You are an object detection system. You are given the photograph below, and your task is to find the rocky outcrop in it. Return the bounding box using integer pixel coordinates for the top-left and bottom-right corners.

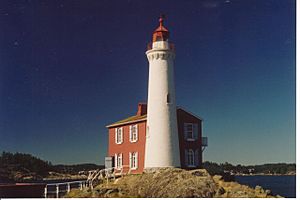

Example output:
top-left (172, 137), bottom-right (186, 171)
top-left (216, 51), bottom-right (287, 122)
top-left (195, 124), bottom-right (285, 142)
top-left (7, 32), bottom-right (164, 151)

top-left (65, 168), bottom-right (278, 198)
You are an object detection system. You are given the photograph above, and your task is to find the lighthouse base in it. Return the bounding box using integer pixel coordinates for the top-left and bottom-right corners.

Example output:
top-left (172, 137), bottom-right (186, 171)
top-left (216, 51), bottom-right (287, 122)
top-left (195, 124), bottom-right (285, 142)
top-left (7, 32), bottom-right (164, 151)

top-left (143, 167), bottom-right (181, 173)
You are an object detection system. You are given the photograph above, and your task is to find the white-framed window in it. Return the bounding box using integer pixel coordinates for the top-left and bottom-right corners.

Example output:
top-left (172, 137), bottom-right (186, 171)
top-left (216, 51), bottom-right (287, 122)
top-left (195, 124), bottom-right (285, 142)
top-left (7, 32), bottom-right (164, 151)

top-left (129, 124), bottom-right (138, 143)
top-left (188, 149), bottom-right (195, 166)
top-left (115, 127), bottom-right (123, 144)
top-left (185, 149), bottom-right (199, 167)
top-left (114, 153), bottom-right (123, 169)
top-left (129, 152), bottom-right (138, 169)
top-left (184, 123), bottom-right (199, 141)
top-left (186, 149), bottom-right (195, 167)
top-left (186, 123), bottom-right (194, 140)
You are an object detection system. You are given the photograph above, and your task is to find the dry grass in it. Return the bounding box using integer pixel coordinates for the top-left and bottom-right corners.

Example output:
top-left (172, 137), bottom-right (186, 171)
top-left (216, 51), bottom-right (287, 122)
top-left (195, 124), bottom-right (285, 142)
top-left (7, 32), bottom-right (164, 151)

top-left (64, 168), bottom-right (277, 198)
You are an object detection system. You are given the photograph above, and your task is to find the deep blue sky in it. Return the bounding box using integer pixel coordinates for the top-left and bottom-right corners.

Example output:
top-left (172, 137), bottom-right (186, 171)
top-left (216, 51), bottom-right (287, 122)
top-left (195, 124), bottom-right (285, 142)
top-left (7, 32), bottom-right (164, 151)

top-left (0, 0), bottom-right (295, 165)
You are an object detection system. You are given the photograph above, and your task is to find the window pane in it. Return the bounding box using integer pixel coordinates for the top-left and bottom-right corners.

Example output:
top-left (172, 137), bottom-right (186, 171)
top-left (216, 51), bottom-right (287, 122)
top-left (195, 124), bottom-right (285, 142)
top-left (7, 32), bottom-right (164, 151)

top-left (186, 124), bottom-right (194, 139)
top-left (117, 128), bottom-right (121, 143)
top-left (188, 150), bottom-right (194, 166)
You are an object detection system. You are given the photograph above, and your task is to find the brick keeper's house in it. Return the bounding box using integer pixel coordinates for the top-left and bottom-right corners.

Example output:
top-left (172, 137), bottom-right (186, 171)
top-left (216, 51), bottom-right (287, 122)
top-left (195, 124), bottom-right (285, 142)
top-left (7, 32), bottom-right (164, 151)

top-left (106, 103), bottom-right (208, 174)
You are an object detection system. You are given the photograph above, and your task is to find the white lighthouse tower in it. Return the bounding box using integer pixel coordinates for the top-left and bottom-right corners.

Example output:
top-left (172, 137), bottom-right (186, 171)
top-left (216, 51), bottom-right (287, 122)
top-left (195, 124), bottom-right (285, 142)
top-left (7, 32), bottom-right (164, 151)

top-left (144, 16), bottom-right (180, 169)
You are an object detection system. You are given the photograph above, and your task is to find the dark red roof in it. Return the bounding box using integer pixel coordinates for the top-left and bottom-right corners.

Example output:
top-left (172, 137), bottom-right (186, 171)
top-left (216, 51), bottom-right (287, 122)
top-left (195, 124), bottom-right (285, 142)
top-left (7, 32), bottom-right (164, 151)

top-left (106, 106), bottom-right (202, 128)
top-left (152, 15), bottom-right (170, 42)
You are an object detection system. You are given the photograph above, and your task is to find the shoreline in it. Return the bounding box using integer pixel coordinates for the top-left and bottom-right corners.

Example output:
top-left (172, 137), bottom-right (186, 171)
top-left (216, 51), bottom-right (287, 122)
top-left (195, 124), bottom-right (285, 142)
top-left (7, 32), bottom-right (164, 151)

top-left (235, 174), bottom-right (296, 176)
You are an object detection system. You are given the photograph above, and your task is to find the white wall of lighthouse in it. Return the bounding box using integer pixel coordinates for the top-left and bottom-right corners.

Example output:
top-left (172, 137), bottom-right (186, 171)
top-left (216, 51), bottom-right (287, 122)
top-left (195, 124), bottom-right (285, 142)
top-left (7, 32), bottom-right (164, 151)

top-left (144, 21), bottom-right (180, 169)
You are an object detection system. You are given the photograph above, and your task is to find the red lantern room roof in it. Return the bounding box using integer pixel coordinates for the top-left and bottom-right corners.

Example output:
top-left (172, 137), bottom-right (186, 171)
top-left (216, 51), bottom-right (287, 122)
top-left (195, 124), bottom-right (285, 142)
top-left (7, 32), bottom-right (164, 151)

top-left (152, 15), bottom-right (170, 42)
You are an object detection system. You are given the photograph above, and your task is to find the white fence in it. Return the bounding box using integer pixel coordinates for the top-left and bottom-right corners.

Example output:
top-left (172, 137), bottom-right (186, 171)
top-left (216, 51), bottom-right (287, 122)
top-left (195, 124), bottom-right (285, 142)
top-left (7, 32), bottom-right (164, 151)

top-left (44, 165), bottom-right (131, 198)
top-left (44, 180), bottom-right (89, 198)
top-left (87, 165), bottom-right (131, 188)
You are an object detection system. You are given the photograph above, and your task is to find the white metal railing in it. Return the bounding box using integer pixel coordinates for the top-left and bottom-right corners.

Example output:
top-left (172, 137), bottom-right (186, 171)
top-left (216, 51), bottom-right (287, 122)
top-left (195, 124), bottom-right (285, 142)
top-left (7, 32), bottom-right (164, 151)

top-left (44, 180), bottom-right (89, 198)
top-left (45, 165), bottom-right (133, 197)
top-left (202, 137), bottom-right (208, 153)
top-left (87, 165), bottom-right (132, 188)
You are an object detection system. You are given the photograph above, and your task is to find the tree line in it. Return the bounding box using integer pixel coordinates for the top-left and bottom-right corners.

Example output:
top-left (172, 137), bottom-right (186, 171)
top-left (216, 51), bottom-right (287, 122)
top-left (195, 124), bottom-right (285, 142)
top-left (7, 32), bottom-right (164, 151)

top-left (0, 151), bottom-right (103, 182)
top-left (202, 161), bottom-right (296, 175)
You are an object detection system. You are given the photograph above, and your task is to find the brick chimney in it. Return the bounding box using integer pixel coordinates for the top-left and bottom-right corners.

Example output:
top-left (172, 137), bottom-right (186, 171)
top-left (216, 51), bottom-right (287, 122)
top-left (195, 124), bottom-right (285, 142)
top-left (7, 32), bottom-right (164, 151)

top-left (137, 103), bottom-right (147, 116)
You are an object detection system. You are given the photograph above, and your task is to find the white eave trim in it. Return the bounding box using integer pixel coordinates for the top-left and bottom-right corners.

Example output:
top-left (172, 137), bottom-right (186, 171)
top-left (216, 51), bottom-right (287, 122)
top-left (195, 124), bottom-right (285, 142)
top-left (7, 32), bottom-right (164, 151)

top-left (106, 118), bottom-right (147, 128)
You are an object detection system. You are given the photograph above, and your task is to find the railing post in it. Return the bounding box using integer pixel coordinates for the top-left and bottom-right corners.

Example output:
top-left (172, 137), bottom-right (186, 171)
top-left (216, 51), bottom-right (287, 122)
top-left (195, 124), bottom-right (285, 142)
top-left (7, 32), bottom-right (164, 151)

top-left (56, 184), bottom-right (59, 198)
top-left (44, 186), bottom-right (47, 198)
top-left (106, 170), bottom-right (109, 184)
top-left (80, 182), bottom-right (83, 190)
top-left (67, 183), bottom-right (70, 193)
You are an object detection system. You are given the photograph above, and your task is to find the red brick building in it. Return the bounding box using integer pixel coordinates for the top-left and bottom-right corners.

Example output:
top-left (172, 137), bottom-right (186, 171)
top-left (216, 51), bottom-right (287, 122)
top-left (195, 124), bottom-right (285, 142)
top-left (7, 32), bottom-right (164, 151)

top-left (106, 103), bottom-right (207, 174)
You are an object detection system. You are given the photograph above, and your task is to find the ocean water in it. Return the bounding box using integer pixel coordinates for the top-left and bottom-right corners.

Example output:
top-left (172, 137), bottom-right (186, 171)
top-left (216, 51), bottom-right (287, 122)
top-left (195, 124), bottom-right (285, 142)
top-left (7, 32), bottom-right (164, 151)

top-left (235, 175), bottom-right (296, 198)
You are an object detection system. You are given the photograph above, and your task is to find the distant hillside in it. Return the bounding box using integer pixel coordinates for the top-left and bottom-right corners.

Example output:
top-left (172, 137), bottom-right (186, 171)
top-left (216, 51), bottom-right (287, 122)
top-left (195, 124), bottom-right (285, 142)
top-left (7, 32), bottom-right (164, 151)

top-left (0, 151), bottom-right (294, 182)
top-left (0, 152), bottom-right (52, 182)
top-left (203, 161), bottom-right (296, 176)
top-left (0, 151), bottom-right (104, 182)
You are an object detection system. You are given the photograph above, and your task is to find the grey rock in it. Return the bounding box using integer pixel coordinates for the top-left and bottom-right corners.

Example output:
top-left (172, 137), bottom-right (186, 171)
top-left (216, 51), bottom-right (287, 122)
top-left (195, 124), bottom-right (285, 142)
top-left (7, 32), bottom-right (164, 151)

top-left (216, 187), bottom-right (225, 195)
top-left (255, 185), bottom-right (263, 193)
top-left (106, 188), bottom-right (119, 194)
top-left (191, 170), bottom-right (204, 176)
top-left (265, 189), bottom-right (272, 195)
top-left (95, 188), bottom-right (109, 194)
